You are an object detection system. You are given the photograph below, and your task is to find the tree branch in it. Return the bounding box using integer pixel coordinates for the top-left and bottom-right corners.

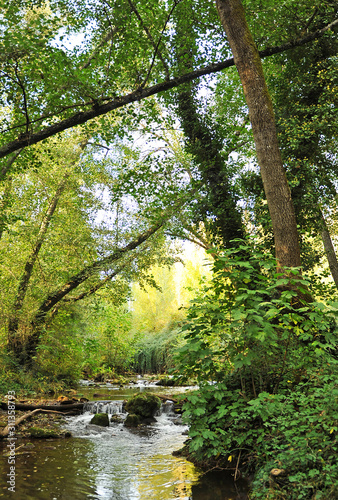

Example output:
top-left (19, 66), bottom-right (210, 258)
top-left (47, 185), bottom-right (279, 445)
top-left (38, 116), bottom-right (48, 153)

top-left (31, 221), bottom-right (163, 328)
top-left (56, 262), bottom-right (130, 308)
top-left (0, 409), bottom-right (67, 439)
top-left (0, 149), bottom-right (23, 180)
top-left (126, 0), bottom-right (172, 83)
top-left (0, 18), bottom-right (337, 159)
top-left (80, 27), bottom-right (120, 71)
top-left (14, 63), bottom-right (30, 135)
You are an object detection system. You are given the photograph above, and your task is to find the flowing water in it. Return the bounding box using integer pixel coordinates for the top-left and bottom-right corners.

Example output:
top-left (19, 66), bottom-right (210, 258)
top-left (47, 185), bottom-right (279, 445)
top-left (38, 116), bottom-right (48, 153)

top-left (0, 379), bottom-right (249, 499)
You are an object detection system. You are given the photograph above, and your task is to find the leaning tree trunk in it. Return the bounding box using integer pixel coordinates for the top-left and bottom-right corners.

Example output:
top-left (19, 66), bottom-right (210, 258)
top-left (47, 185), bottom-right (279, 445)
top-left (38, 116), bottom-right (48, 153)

top-left (176, 89), bottom-right (245, 246)
top-left (7, 173), bottom-right (69, 358)
top-left (216, 0), bottom-right (301, 272)
top-left (320, 210), bottom-right (338, 289)
top-left (20, 221), bottom-right (164, 366)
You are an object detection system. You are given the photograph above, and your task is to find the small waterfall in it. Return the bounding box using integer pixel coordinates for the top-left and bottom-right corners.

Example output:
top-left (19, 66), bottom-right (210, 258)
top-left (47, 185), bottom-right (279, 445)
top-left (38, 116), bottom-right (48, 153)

top-left (153, 400), bottom-right (175, 417)
top-left (82, 399), bottom-right (175, 417)
top-left (83, 400), bottom-right (125, 415)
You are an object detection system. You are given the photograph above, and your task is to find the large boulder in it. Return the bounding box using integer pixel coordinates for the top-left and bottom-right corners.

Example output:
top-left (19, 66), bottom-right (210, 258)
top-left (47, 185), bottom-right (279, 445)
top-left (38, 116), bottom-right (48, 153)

top-left (124, 413), bottom-right (141, 428)
top-left (90, 413), bottom-right (109, 427)
top-left (125, 393), bottom-right (161, 419)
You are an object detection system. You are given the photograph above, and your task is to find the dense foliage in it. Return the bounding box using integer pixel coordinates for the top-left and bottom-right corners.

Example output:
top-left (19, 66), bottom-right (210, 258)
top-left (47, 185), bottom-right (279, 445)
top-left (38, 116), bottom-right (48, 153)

top-left (176, 242), bottom-right (338, 498)
top-left (1, 1), bottom-right (338, 498)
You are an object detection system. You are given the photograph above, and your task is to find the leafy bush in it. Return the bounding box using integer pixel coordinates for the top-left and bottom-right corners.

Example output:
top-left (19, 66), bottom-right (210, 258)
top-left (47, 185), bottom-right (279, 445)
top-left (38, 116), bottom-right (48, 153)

top-left (0, 348), bottom-right (70, 396)
top-left (182, 372), bottom-right (337, 499)
top-left (176, 240), bottom-right (338, 499)
top-left (81, 304), bottom-right (138, 377)
top-left (177, 241), bottom-right (337, 390)
top-left (36, 327), bottom-right (83, 387)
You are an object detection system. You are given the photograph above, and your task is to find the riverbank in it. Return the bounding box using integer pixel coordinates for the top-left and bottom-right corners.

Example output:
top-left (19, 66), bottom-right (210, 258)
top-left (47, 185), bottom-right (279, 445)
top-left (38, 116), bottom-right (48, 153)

top-left (0, 397), bottom-right (76, 440)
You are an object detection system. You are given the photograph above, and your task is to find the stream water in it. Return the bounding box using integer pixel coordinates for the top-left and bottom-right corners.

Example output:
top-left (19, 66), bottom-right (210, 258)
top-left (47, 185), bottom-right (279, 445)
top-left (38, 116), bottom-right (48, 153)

top-left (0, 379), bottom-right (249, 499)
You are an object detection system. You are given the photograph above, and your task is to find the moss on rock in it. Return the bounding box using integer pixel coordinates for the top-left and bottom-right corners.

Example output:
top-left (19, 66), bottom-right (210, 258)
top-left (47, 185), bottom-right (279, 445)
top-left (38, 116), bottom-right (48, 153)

top-left (29, 427), bottom-right (59, 438)
top-left (125, 393), bottom-right (161, 418)
top-left (124, 413), bottom-right (141, 427)
top-left (90, 413), bottom-right (109, 427)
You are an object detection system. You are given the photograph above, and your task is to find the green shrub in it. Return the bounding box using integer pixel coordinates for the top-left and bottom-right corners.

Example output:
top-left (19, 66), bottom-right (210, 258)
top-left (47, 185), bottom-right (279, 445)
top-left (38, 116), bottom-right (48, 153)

top-left (181, 371), bottom-right (337, 499)
top-left (175, 240), bottom-right (338, 499)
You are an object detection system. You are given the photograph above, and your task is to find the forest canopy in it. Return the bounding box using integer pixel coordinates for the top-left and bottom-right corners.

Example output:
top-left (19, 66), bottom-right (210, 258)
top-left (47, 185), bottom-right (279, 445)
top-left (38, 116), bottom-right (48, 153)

top-left (0, 1), bottom-right (338, 498)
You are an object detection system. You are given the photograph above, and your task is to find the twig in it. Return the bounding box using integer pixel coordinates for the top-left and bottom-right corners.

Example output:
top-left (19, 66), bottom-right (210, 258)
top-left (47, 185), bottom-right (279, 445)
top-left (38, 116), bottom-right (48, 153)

top-left (234, 450), bottom-right (241, 481)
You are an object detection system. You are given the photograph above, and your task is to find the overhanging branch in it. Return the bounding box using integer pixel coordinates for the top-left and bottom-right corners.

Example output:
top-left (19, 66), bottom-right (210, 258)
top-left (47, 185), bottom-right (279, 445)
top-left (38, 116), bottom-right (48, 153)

top-left (0, 18), bottom-right (336, 159)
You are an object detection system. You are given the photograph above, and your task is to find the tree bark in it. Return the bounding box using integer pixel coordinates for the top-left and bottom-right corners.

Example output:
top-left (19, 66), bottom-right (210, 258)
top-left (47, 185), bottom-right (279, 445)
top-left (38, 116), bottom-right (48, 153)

top-left (320, 211), bottom-right (338, 289)
top-left (216, 0), bottom-right (301, 272)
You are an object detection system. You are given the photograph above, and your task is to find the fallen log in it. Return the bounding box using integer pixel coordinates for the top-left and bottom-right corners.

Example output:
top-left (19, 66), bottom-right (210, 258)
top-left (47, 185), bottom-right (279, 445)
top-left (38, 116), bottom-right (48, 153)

top-left (0, 402), bottom-right (84, 412)
top-left (0, 408), bottom-right (66, 438)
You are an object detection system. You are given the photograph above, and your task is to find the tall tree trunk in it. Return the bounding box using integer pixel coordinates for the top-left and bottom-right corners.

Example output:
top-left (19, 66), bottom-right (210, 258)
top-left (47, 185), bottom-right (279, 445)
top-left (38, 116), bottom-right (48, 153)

top-left (7, 173), bottom-right (69, 354)
top-left (216, 0), bottom-right (301, 271)
top-left (320, 210), bottom-right (338, 289)
top-left (0, 177), bottom-right (12, 242)
top-left (177, 89), bottom-right (245, 246)
top-left (174, 5), bottom-right (245, 247)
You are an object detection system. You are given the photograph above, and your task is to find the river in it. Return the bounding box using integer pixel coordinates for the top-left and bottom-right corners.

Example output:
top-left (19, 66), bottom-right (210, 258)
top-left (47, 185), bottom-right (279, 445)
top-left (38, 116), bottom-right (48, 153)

top-left (0, 379), bottom-right (249, 499)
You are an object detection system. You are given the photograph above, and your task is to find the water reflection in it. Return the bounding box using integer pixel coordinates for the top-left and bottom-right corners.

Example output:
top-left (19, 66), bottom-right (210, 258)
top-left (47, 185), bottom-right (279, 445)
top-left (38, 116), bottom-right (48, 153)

top-left (0, 438), bottom-right (98, 500)
top-left (191, 470), bottom-right (248, 500)
top-left (0, 429), bottom-right (248, 499)
top-left (0, 381), bottom-right (249, 499)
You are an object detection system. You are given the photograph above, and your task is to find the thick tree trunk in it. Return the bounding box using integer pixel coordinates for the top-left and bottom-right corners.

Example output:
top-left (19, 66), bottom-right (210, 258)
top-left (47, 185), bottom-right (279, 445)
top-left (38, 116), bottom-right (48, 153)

top-left (320, 211), bottom-right (338, 289)
top-left (216, 0), bottom-right (301, 271)
top-left (177, 90), bottom-right (245, 246)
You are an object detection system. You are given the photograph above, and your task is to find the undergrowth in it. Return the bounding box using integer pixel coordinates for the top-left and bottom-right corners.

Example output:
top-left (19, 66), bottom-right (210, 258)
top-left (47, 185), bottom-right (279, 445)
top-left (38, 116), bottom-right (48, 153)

top-left (175, 240), bottom-right (338, 499)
